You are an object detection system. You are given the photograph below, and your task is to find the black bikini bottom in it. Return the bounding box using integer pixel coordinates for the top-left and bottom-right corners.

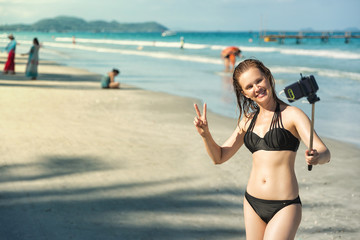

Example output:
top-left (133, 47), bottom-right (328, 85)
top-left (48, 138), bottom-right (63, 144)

top-left (245, 191), bottom-right (302, 224)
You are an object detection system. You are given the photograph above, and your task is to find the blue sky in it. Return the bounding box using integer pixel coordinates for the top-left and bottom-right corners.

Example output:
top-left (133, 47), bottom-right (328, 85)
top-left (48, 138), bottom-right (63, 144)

top-left (0, 0), bottom-right (359, 31)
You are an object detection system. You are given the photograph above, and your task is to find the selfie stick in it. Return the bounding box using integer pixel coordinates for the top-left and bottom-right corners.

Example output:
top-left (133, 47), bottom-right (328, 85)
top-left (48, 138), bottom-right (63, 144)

top-left (283, 74), bottom-right (320, 171)
top-left (306, 92), bottom-right (320, 171)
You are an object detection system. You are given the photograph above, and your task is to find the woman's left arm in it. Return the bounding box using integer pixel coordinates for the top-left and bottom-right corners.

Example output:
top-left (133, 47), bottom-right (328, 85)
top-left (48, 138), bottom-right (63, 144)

top-left (291, 107), bottom-right (330, 165)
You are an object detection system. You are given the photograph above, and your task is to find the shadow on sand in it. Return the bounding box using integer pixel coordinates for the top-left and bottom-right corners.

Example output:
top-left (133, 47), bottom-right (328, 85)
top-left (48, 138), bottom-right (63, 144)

top-left (0, 155), bottom-right (245, 240)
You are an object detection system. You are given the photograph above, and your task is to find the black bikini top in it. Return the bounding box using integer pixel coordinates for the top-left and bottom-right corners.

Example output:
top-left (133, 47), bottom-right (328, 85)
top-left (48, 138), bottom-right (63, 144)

top-left (244, 103), bottom-right (300, 154)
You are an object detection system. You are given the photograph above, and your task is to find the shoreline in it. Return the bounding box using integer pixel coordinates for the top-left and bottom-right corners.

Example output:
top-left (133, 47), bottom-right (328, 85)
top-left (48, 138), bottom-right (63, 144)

top-left (1, 53), bottom-right (358, 149)
top-left (1, 53), bottom-right (359, 239)
top-left (3, 32), bottom-right (360, 149)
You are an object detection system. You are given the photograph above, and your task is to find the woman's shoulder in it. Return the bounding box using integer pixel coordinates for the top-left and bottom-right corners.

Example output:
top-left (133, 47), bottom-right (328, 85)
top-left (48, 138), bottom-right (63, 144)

top-left (280, 103), bottom-right (309, 123)
top-left (239, 111), bottom-right (257, 131)
top-left (281, 103), bottom-right (305, 114)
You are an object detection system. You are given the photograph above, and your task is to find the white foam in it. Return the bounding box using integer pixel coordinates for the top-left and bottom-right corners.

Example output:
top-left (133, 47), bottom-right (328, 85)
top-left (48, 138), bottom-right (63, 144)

top-left (240, 46), bottom-right (279, 53)
top-left (270, 66), bottom-right (360, 81)
top-left (42, 41), bottom-right (360, 81)
top-left (55, 37), bottom-right (208, 49)
top-left (241, 46), bottom-right (360, 59)
top-left (279, 48), bottom-right (360, 60)
top-left (55, 36), bottom-right (360, 60)
top-left (44, 41), bottom-right (222, 65)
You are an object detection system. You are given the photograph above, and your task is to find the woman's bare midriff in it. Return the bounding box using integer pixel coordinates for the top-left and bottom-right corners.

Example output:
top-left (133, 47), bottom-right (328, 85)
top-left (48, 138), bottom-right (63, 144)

top-left (246, 150), bottom-right (299, 200)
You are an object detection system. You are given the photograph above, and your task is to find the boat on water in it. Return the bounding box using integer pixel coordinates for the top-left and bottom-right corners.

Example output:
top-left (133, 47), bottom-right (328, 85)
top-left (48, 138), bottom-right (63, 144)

top-left (161, 30), bottom-right (176, 37)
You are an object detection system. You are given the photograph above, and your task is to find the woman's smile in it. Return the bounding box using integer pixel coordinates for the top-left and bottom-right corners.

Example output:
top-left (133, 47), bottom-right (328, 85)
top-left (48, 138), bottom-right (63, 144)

top-left (255, 88), bottom-right (267, 99)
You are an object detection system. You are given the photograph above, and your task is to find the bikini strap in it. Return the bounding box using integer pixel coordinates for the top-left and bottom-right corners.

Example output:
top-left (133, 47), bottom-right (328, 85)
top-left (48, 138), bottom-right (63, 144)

top-left (269, 102), bottom-right (284, 130)
top-left (278, 104), bottom-right (285, 129)
top-left (247, 108), bottom-right (260, 133)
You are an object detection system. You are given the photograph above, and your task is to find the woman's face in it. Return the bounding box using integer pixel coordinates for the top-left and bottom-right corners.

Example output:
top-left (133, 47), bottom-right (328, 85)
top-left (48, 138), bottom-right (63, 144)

top-left (238, 67), bottom-right (271, 104)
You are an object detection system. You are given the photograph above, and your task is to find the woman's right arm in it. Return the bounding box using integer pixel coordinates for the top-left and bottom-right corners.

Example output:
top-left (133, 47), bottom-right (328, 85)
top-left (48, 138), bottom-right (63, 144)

top-left (194, 103), bottom-right (245, 164)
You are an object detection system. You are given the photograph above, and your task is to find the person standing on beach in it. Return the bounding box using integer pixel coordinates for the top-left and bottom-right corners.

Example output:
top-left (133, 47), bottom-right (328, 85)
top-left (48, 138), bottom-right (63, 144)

top-left (101, 69), bottom-right (120, 89)
top-left (221, 46), bottom-right (241, 72)
top-left (180, 36), bottom-right (185, 49)
top-left (22, 38), bottom-right (40, 80)
top-left (3, 34), bottom-right (17, 74)
top-left (193, 59), bottom-right (330, 239)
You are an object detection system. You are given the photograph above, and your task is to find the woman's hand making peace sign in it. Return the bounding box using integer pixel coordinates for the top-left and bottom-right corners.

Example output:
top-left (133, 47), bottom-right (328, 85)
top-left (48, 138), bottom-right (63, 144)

top-left (193, 103), bottom-right (210, 137)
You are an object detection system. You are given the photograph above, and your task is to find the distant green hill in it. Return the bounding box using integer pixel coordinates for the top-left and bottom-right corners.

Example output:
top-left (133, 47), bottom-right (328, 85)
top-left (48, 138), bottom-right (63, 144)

top-left (0, 16), bottom-right (168, 33)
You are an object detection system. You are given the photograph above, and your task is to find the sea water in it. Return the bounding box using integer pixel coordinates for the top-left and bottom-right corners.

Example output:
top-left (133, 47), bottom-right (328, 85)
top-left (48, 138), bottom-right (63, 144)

top-left (1, 31), bottom-right (359, 146)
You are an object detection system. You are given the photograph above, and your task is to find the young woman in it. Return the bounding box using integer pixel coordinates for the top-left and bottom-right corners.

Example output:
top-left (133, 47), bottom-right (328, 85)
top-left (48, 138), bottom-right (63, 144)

top-left (22, 38), bottom-right (40, 80)
top-left (101, 68), bottom-right (120, 89)
top-left (193, 59), bottom-right (330, 239)
top-left (3, 34), bottom-right (17, 74)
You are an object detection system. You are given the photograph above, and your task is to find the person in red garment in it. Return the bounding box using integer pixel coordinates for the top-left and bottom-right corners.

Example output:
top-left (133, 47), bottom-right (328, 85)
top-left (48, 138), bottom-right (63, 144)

top-left (221, 46), bottom-right (242, 72)
top-left (3, 34), bottom-right (17, 74)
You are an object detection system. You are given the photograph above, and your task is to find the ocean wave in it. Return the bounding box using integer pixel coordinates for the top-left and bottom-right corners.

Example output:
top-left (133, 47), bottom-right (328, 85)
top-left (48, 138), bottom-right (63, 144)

top-left (55, 37), bottom-right (360, 60)
top-left (0, 39), bottom-right (11, 44)
top-left (42, 41), bottom-right (360, 81)
top-left (240, 46), bottom-right (279, 53)
top-left (0, 34), bottom-right (9, 38)
top-left (241, 46), bottom-right (360, 59)
top-left (44, 41), bottom-right (222, 64)
top-left (279, 48), bottom-right (360, 60)
top-left (270, 66), bottom-right (360, 81)
top-left (3, 34), bottom-right (360, 61)
top-left (55, 37), bottom-right (208, 49)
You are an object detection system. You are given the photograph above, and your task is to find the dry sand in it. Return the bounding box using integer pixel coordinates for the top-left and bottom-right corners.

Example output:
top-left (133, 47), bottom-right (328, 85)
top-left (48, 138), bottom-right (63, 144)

top-left (0, 53), bottom-right (359, 240)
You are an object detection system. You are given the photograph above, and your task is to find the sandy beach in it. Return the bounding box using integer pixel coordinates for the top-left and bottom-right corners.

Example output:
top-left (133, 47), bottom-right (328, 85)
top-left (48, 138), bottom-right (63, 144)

top-left (0, 53), bottom-right (359, 240)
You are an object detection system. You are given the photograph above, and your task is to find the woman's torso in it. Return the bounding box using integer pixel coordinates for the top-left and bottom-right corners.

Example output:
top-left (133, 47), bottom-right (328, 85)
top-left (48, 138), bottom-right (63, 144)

top-left (247, 151), bottom-right (299, 200)
top-left (29, 45), bottom-right (39, 61)
top-left (6, 40), bottom-right (16, 52)
top-left (243, 103), bottom-right (300, 200)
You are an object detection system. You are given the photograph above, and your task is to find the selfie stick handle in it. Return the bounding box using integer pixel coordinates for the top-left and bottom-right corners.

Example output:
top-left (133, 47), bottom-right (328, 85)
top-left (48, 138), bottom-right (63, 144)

top-left (308, 103), bottom-right (315, 171)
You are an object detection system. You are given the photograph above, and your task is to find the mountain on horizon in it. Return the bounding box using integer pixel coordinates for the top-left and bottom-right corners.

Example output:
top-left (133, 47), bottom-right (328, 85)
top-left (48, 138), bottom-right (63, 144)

top-left (0, 16), bottom-right (168, 33)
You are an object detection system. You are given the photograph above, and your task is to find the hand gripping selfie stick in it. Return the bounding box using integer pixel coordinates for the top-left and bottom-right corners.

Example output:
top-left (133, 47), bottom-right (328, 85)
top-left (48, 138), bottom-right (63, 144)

top-left (283, 74), bottom-right (320, 171)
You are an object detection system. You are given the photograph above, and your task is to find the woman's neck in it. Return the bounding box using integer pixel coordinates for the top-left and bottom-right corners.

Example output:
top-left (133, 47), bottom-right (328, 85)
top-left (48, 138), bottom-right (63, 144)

top-left (258, 98), bottom-right (277, 115)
